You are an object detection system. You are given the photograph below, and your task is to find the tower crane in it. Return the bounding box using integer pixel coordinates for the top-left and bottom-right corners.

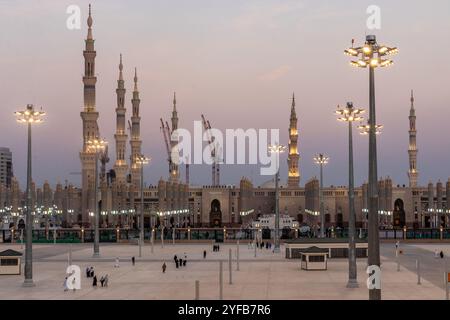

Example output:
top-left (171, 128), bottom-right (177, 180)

top-left (201, 114), bottom-right (220, 186)
top-left (160, 118), bottom-right (173, 179)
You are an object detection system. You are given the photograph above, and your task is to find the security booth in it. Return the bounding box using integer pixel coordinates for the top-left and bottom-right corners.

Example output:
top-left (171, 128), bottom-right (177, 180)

top-left (0, 249), bottom-right (22, 275)
top-left (300, 246), bottom-right (329, 271)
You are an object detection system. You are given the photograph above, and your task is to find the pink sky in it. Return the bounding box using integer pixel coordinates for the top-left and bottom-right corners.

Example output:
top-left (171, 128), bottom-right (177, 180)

top-left (1, 0), bottom-right (450, 188)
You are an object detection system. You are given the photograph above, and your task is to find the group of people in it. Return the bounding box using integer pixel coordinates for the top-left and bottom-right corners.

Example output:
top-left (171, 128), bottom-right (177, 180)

top-left (86, 266), bottom-right (95, 278)
top-left (213, 244), bottom-right (220, 252)
top-left (256, 241), bottom-right (272, 250)
top-left (173, 253), bottom-right (188, 268)
top-left (86, 266), bottom-right (110, 288)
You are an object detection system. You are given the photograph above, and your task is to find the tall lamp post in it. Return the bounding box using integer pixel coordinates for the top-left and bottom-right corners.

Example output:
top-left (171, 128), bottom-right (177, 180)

top-left (268, 143), bottom-right (286, 253)
top-left (336, 102), bottom-right (365, 288)
top-left (135, 154), bottom-right (150, 258)
top-left (314, 154), bottom-right (329, 238)
top-left (345, 35), bottom-right (397, 300)
top-left (14, 104), bottom-right (45, 287)
top-left (87, 138), bottom-right (107, 258)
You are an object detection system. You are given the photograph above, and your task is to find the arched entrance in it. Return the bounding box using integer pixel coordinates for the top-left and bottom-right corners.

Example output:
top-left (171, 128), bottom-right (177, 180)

top-left (210, 199), bottom-right (222, 227)
top-left (393, 199), bottom-right (406, 228)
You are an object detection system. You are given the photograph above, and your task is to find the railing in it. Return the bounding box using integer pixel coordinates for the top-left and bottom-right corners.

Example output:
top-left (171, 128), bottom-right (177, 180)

top-left (2, 227), bottom-right (450, 243)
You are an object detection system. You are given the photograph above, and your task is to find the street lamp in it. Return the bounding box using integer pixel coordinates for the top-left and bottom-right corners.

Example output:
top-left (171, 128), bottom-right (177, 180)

top-left (345, 35), bottom-right (397, 300)
top-left (336, 102), bottom-right (364, 288)
top-left (14, 104), bottom-right (45, 287)
top-left (87, 138), bottom-right (107, 258)
top-left (357, 122), bottom-right (383, 135)
top-left (268, 143), bottom-right (286, 253)
top-left (314, 154), bottom-right (329, 238)
top-left (135, 154), bottom-right (150, 258)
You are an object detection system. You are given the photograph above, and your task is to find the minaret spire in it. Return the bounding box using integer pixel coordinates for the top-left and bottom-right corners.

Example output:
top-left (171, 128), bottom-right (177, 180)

top-left (130, 67), bottom-right (142, 187)
top-left (80, 4), bottom-right (100, 224)
top-left (87, 4), bottom-right (93, 40)
top-left (119, 54), bottom-right (123, 80)
top-left (114, 54), bottom-right (128, 184)
top-left (408, 89), bottom-right (418, 187)
top-left (287, 92), bottom-right (300, 187)
top-left (170, 92), bottom-right (180, 181)
top-left (134, 68), bottom-right (138, 91)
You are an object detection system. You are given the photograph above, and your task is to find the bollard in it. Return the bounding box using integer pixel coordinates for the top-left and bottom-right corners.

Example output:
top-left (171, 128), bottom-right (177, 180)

top-left (237, 243), bottom-right (240, 271)
top-left (195, 280), bottom-right (200, 300)
top-left (151, 230), bottom-right (154, 254)
top-left (416, 259), bottom-right (421, 285)
top-left (445, 272), bottom-right (449, 300)
top-left (69, 244), bottom-right (73, 266)
top-left (219, 261), bottom-right (223, 300)
top-left (229, 248), bottom-right (233, 284)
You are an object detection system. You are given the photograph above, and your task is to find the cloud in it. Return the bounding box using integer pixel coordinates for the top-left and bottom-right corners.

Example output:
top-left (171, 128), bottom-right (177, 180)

top-left (231, 0), bottom-right (305, 30)
top-left (258, 65), bottom-right (292, 82)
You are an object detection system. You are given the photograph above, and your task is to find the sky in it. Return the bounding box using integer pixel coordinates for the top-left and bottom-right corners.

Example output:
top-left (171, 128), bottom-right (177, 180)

top-left (1, 0), bottom-right (450, 189)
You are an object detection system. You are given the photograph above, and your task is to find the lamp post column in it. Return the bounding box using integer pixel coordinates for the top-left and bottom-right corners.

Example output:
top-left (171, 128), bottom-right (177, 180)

top-left (139, 163), bottom-right (144, 257)
top-left (23, 122), bottom-right (34, 286)
top-left (93, 151), bottom-right (100, 258)
top-left (319, 162), bottom-right (324, 238)
top-left (368, 64), bottom-right (381, 300)
top-left (274, 155), bottom-right (280, 253)
top-left (347, 119), bottom-right (358, 287)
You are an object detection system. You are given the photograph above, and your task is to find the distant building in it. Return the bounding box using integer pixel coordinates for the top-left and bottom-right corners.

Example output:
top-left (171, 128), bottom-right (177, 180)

top-left (0, 148), bottom-right (13, 188)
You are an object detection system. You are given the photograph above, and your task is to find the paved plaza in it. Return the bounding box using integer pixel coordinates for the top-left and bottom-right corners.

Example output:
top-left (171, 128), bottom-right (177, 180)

top-left (0, 242), bottom-right (448, 300)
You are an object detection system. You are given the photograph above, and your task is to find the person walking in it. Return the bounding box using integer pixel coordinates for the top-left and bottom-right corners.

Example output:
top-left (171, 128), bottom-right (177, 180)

top-left (175, 259), bottom-right (179, 268)
top-left (440, 251), bottom-right (444, 259)
top-left (104, 274), bottom-right (109, 287)
top-left (92, 275), bottom-right (97, 287)
top-left (132, 256), bottom-right (135, 266)
top-left (114, 257), bottom-right (120, 268)
top-left (203, 250), bottom-right (207, 259)
top-left (63, 277), bottom-right (68, 292)
top-left (86, 267), bottom-right (90, 278)
top-left (179, 257), bottom-right (183, 267)
top-left (100, 276), bottom-right (105, 287)
top-left (435, 249), bottom-right (439, 258)
top-left (183, 253), bottom-right (187, 266)
top-left (162, 262), bottom-right (167, 273)
top-left (89, 266), bottom-right (94, 277)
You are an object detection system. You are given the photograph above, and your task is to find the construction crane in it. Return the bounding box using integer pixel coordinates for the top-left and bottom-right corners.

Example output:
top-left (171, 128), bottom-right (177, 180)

top-left (160, 118), bottom-right (173, 179)
top-left (201, 114), bottom-right (220, 186)
top-left (185, 155), bottom-right (190, 185)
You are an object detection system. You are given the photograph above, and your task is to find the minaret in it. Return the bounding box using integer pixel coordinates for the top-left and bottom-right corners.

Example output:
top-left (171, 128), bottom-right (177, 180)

top-left (113, 54), bottom-right (128, 184)
top-left (408, 90), bottom-right (418, 187)
top-left (287, 93), bottom-right (300, 187)
top-left (80, 4), bottom-right (100, 224)
top-left (130, 68), bottom-right (142, 188)
top-left (170, 92), bottom-right (180, 181)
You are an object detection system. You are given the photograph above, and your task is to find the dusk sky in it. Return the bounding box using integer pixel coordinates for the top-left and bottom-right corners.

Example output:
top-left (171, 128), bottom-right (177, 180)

top-left (1, 0), bottom-right (450, 189)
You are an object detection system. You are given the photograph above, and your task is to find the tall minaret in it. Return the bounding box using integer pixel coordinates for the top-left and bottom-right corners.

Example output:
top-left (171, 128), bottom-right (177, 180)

top-left (80, 4), bottom-right (100, 223)
top-left (130, 68), bottom-right (142, 188)
top-left (287, 93), bottom-right (300, 187)
top-left (408, 90), bottom-right (418, 187)
top-left (170, 92), bottom-right (180, 182)
top-left (113, 54), bottom-right (128, 184)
